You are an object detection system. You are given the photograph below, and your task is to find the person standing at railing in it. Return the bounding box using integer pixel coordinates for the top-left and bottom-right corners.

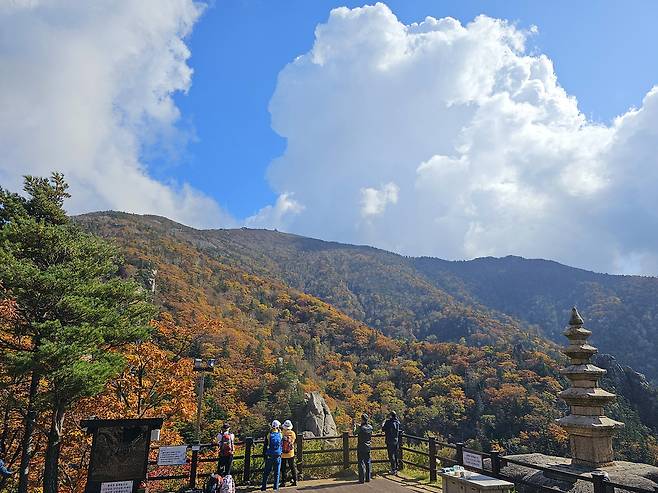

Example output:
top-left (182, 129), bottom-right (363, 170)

top-left (356, 413), bottom-right (373, 484)
top-left (280, 420), bottom-right (297, 487)
top-left (216, 423), bottom-right (235, 476)
top-left (261, 420), bottom-right (283, 491)
top-left (381, 411), bottom-right (401, 474)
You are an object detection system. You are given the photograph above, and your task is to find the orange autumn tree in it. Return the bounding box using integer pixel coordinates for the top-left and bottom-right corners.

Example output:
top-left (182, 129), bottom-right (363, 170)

top-left (0, 294), bottom-right (27, 491)
top-left (56, 318), bottom-right (197, 493)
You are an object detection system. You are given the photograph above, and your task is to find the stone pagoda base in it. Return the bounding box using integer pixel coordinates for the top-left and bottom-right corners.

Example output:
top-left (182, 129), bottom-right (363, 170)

top-left (501, 453), bottom-right (658, 493)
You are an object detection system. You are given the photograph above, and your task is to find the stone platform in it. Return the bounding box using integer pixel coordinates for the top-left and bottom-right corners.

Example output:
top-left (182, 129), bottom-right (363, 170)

top-left (502, 453), bottom-right (658, 493)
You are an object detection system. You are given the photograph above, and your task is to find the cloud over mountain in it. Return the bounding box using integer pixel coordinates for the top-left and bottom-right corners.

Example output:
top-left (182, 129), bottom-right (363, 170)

top-left (262, 3), bottom-right (658, 275)
top-left (0, 0), bottom-right (233, 228)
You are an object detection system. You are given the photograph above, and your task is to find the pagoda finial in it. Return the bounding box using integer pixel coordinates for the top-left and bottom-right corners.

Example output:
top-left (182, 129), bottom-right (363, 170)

top-left (569, 306), bottom-right (584, 326)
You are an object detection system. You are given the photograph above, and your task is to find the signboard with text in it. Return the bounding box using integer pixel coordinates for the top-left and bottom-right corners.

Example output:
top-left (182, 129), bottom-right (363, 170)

top-left (81, 418), bottom-right (163, 493)
top-left (462, 451), bottom-right (483, 470)
top-left (157, 445), bottom-right (188, 466)
top-left (89, 424), bottom-right (150, 482)
top-left (99, 481), bottom-right (133, 493)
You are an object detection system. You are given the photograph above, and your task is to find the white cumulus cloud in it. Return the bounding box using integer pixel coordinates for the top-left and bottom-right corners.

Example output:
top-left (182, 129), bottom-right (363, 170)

top-left (246, 193), bottom-right (304, 230)
top-left (360, 182), bottom-right (399, 217)
top-left (0, 0), bottom-right (234, 228)
top-left (263, 2), bottom-right (658, 275)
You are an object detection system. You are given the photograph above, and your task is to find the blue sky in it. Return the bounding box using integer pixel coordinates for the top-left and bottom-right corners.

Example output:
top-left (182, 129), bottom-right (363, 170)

top-left (166, 0), bottom-right (658, 218)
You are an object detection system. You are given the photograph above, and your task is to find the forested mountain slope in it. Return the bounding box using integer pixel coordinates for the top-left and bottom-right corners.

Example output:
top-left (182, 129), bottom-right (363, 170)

top-left (79, 212), bottom-right (658, 382)
top-left (74, 211), bottom-right (658, 463)
top-left (413, 256), bottom-right (658, 383)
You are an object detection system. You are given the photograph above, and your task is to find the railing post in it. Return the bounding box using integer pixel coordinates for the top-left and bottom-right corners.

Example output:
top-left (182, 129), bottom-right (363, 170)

top-left (456, 442), bottom-right (464, 466)
top-left (429, 437), bottom-right (437, 483)
top-left (342, 432), bottom-right (350, 470)
top-left (591, 471), bottom-right (609, 493)
top-left (491, 451), bottom-right (501, 477)
top-left (189, 447), bottom-right (199, 489)
top-left (397, 430), bottom-right (404, 471)
top-left (243, 437), bottom-right (253, 483)
top-left (297, 433), bottom-right (304, 480)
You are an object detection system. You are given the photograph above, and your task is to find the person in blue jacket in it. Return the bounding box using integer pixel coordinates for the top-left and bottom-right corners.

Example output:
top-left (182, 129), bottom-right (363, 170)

top-left (261, 420), bottom-right (283, 491)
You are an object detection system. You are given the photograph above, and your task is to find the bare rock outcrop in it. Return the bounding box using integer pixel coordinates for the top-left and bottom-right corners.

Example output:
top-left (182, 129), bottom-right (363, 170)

top-left (299, 391), bottom-right (337, 438)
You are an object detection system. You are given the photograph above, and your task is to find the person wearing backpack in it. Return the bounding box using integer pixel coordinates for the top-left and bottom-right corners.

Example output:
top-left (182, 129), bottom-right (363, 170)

top-left (216, 423), bottom-right (235, 476)
top-left (261, 420), bottom-right (283, 491)
top-left (279, 420), bottom-right (297, 487)
top-left (356, 413), bottom-right (373, 484)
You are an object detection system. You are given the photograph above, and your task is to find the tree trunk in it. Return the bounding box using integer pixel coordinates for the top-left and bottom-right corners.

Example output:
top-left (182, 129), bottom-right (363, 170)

top-left (43, 403), bottom-right (66, 493)
top-left (17, 372), bottom-right (39, 493)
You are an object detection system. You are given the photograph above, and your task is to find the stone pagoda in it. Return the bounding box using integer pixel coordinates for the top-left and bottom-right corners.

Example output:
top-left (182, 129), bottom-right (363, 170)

top-left (557, 307), bottom-right (624, 468)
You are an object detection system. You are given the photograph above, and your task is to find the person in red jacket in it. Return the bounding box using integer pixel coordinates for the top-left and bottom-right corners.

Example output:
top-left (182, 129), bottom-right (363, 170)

top-left (216, 423), bottom-right (235, 476)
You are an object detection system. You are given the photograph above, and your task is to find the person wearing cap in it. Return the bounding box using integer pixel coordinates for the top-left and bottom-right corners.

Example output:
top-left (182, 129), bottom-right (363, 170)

top-left (356, 413), bottom-right (373, 483)
top-left (280, 420), bottom-right (297, 487)
top-left (381, 411), bottom-right (401, 474)
top-left (216, 423), bottom-right (235, 476)
top-left (261, 420), bottom-right (283, 491)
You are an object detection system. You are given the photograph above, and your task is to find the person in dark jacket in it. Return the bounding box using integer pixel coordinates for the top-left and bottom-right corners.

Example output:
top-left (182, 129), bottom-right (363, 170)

top-left (356, 414), bottom-right (373, 483)
top-left (381, 411), bottom-right (401, 474)
top-left (261, 420), bottom-right (283, 491)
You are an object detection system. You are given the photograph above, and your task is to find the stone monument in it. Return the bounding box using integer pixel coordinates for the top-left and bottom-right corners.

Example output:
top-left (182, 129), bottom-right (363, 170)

top-left (501, 308), bottom-right (658, 492)
top-left (556, 308), bottom-right (624, 467)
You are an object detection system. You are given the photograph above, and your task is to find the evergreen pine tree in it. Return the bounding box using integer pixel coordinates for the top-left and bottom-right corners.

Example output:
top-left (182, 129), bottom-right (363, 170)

top-left (0, 173), bottom-right (154, 493)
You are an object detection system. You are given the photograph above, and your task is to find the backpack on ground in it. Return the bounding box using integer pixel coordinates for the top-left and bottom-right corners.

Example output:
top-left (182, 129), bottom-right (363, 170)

top-left (267, 431), bottom-right (282, 456)
top-left (204, 474), bottom-right (222, 493)
top-left (282, 434), bottom-right (293, 454)
top-left (219, 432), bottom-right (233, 456)
top-left (220, 474), bottom-right (235, 493)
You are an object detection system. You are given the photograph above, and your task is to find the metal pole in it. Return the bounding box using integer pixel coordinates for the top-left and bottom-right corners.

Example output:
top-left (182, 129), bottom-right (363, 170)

top-left (591, 471), bottom-right (609, 493)
top-left (491, 451), bottom-right (501, 477)
top-left (456, 443), bottom-right (464, 466)
top-left (244, 437), bottom-right (253, 483)
top-left (342, 432), bottom-right (350, 470)
top-left (297, 434), bottom-right (304, 480)
top-left (189, 448), bottom-right (199, 490)
top-left (397, 430), bottom-right (404, 471)
top-left (429, 437), bottom-right (437, 483)
top-left (195, 374), bottom-right (205, 443)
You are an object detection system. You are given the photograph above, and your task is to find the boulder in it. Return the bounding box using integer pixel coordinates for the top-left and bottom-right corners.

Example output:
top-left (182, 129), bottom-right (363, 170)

top-left (299, 391), bottom-right (338, 437)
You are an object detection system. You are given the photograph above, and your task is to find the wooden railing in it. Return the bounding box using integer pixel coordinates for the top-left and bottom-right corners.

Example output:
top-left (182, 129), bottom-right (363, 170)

top-left (147, 432), bottom-right (658, 493)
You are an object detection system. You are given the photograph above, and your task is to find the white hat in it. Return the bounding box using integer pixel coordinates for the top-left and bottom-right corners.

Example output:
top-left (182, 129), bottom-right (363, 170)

top-left (271, 420), bottom-right (281, 429)
top-left (282, 420), bottom-right (293, 430)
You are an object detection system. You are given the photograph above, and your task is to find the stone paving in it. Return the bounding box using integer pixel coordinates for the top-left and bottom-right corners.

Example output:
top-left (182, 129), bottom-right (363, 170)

top-left (239, 475), bottom-right (440, 492)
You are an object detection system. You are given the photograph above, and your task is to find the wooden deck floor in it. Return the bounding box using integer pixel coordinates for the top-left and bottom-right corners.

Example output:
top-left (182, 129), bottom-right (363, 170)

top-left (240, 476), bottom-right (440, 492)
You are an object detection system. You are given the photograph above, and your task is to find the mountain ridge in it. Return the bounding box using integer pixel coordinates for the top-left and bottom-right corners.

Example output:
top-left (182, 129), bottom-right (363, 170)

top-left (75, 211), bottom-right (658, 382)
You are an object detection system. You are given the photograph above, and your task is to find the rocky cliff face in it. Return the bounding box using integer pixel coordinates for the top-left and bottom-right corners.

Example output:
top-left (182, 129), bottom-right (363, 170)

top-left (299, 392), bottom-right (338, 437)
top-left (594, 353), bottom-right (658, 432)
